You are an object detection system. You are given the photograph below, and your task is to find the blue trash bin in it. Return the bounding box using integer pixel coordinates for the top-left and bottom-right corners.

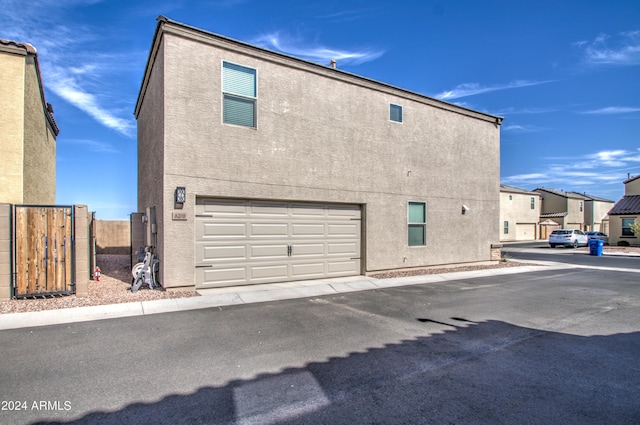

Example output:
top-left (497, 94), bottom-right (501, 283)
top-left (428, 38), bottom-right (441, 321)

top-left (589, 239), bottom-right (603, 256)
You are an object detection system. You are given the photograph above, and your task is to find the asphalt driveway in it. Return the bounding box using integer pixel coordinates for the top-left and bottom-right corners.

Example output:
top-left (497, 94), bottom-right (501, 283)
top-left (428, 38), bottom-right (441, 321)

top-left (1, 266), bottom-right (639, 424)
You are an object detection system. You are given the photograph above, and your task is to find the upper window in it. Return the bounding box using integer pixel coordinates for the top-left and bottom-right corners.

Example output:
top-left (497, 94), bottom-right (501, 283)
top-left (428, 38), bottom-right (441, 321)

top-left (503, 221), bottom-right (509, 234)
top-left (222, 61), bottom-right (256, 128)
top-left (579, 201), bottom-right (583, 212)
top-left (390, 104), bottom-right (403, 123)
top-left (530, 197), bottom-right (535, 210)
top-left (622, 218), bottom-right (636, 237)
top-left (408, 202), bottom-right (426, 246)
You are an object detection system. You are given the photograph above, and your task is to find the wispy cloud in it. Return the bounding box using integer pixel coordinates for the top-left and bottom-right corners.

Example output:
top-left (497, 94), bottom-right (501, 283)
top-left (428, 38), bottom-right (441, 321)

top-left (47, 65), bottom-right (135, 137)
top-left (318, 9), bottom-right (372, 23)
top-left (580, 106), bottom-right (640, 115)
top-left (61, 139), bottom-right (121, 153)
top-left (576, 31), bottom-right (640, 66)
top-left (253, 32), bottom-right (385, 66)
top-left (0, 1), bottom-right (137, 138)
top-left (435, 80), bottom-right (554, 100)
top-left (501, 124), bottom-right (543, 133)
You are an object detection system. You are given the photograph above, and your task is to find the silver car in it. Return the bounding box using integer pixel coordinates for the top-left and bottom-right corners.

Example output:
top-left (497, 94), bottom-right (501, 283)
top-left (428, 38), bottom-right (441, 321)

top-left (585, 231), bottom-right (609, 245)
top-left (549, 229), bottom-right (589, 248)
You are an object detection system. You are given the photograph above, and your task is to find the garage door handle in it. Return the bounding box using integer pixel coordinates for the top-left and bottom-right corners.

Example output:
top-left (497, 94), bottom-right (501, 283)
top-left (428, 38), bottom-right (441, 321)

top-left (287, 245), bottom-right (292, 256)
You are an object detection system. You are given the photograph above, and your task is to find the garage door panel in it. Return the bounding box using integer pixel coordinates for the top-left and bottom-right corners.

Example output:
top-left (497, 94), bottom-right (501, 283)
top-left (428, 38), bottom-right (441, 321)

top-left (250, 264), bottom-right (289, 280)
top-left (199, 222), bottom-right (246, 239)
top-left (197, 244), bottom-right (247, 263)
top-left (200, 200), bottom-right (247, 215)
top-left (250, 244), bottom-right (288, 259)
top-left (328, 242), bottom-right (358, 256)
top-left (291, 223), bottom-right (325, 237)
top-left (198, 267), bottom-right (247, 286)
top-left (327, 206), bottom-right (360, 219)
top-left (327, 223), bottom-right (359, 237)
top-left (291, 243), bottom-right (325, 257)
top-left (250, 223), bottom-right (288, 237)
top-left (328, 260), bottom-right (359, 274)
top-left (291, 204), bottom-right (325, 217)
top-left (291, 262), bottom-right (325, 278)
top-left (250, 202), bottom-right (289, 216)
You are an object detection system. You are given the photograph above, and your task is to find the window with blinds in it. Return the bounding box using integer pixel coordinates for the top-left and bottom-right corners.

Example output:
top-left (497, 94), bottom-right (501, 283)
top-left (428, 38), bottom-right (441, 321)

top-left (222, 61), bottom-right (257, 128)
top-left (390, 103), bottom-right (403, 123)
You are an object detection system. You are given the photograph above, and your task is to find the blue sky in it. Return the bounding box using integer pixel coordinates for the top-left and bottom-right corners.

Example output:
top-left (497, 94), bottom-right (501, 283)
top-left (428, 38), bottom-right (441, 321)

top-left (2, 0), bottom-right (639, 219)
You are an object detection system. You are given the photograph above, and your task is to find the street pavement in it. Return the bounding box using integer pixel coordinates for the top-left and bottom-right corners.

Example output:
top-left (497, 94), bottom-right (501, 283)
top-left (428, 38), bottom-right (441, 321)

top-left (1, 254), bottom-right (639, 424)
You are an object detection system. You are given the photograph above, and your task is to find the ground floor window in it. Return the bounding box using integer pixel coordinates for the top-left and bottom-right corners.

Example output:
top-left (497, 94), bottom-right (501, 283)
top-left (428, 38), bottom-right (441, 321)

top-left (408, 202), bottom-right (426, 246)
top-left (622, 218), bottom-right (636, 236)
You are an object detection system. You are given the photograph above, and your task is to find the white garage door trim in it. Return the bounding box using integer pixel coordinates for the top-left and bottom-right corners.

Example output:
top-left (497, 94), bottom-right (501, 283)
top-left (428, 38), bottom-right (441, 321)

top-left (195, 198), bottom-right (361, 288)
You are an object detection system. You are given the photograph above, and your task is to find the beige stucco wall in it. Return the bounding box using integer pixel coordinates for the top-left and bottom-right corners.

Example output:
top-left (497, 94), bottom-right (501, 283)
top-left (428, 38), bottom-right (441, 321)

top-left (22, 55), bottom-right (56, 204)
top-left (609, 215), bottom-right (638, 245)
top-left (500, 191), bottom-right (540, 241)
top-left (0, 44), bottom-right (56, 205)
top-left (0, 48), bottom-right (26, 204)
top-left (586, 200), bottom-right (613, 231)
top-left (137, 38), bottom-right (166, 280)
top-left (625, 178), bottom-right (640, 196)
top-left (137, 24), bottom-right (501, 289)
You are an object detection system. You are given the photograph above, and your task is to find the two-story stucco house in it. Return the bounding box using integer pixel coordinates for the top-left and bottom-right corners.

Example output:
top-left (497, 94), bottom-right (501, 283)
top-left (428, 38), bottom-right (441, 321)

top-left (567, 191), bottom-right (613, 234)
top-left (134, 17), bottom-right (503, 291)
top-left (608, 175), bottom-right (640, 245)
top-left (0, 39), bottom-right (58, 205)
top-left (534, 188), bottom-right (587, 231)
top-left (499, 185), bottom-right (541, 241)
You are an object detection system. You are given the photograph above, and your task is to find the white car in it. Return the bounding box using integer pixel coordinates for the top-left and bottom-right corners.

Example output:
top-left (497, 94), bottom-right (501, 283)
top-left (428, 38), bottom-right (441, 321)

top-left (549, 229), bottom-right (589, 248)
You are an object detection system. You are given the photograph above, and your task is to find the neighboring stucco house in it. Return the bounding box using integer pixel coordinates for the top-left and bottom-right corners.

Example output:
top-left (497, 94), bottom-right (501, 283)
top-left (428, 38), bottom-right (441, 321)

top-left (534, 188), bottom-right (586, 230)
top-left (0, 39), bottom-right (58, 205)
top-left (499, 185), bottom-right (541, 241)
top-left (567, 191), bottom-right (613, 234)
top-left (134, 17), bottom-right (502, 291)
top-left (608, 175), bottom-right (640, 246)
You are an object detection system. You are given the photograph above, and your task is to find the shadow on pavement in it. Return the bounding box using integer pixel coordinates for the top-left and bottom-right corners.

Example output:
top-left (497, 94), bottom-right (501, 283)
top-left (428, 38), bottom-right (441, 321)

top-left (33, 319), bottom-right (640, 425)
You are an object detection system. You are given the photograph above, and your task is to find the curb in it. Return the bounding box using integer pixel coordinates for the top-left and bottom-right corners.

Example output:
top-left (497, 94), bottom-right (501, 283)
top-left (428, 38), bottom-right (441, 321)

top-left (0, 264), bottom-right (568, 331)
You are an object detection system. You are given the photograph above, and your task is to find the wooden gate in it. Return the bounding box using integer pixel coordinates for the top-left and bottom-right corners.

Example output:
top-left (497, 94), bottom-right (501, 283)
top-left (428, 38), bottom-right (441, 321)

top-left (13, 206), bottom-right (74, 297)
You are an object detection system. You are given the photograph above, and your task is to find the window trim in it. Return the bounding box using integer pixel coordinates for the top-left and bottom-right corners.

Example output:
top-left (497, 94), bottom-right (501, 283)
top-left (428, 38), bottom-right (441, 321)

top-left (390, 103), bottom-right (403, 123)
top-left (408, 201), bottom-right (426, 246)
top-left (621, 218), bottom-right (637, 237)
top-left (221, 60), bottom-right (258, 128)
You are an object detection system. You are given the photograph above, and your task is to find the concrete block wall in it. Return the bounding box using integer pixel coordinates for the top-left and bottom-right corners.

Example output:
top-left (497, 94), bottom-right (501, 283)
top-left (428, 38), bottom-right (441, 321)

top-left (0, 204), bottom-right (11, 300)
top-left (95, 220), bottom-right (130, 255)
top-left (74, 205), bottom-right (89, 298)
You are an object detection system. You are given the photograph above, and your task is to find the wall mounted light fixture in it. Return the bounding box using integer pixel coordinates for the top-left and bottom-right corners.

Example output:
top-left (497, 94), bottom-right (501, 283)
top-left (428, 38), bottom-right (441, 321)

top-left (175, 186), bottom-right (186, 204)
top-left (462, 205), bottom-right (469, 215)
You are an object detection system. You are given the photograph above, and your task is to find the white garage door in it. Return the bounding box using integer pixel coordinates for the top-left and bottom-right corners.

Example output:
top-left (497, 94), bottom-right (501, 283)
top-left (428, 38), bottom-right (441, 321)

top-left (195, 199), bottom-right (361, 288)
top-left (515, 223), bottom-right (536, 241)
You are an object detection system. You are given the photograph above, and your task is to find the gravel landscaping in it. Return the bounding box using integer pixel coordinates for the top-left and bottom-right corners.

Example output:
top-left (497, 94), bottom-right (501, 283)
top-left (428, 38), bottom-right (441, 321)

top-left (1, 246), bottom-right (637, 315)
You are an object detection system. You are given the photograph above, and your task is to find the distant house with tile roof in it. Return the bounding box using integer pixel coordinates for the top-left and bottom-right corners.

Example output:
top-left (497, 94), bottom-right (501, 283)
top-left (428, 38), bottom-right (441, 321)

top-left (0, 39), bottom-right (58, 204)
top-left (608, 175), bottom-right (640, 245)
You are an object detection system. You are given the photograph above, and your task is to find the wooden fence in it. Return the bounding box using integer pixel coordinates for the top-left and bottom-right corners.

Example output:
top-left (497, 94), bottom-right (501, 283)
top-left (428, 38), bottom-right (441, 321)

top-left (13, 206), bottom-right (74, 297)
